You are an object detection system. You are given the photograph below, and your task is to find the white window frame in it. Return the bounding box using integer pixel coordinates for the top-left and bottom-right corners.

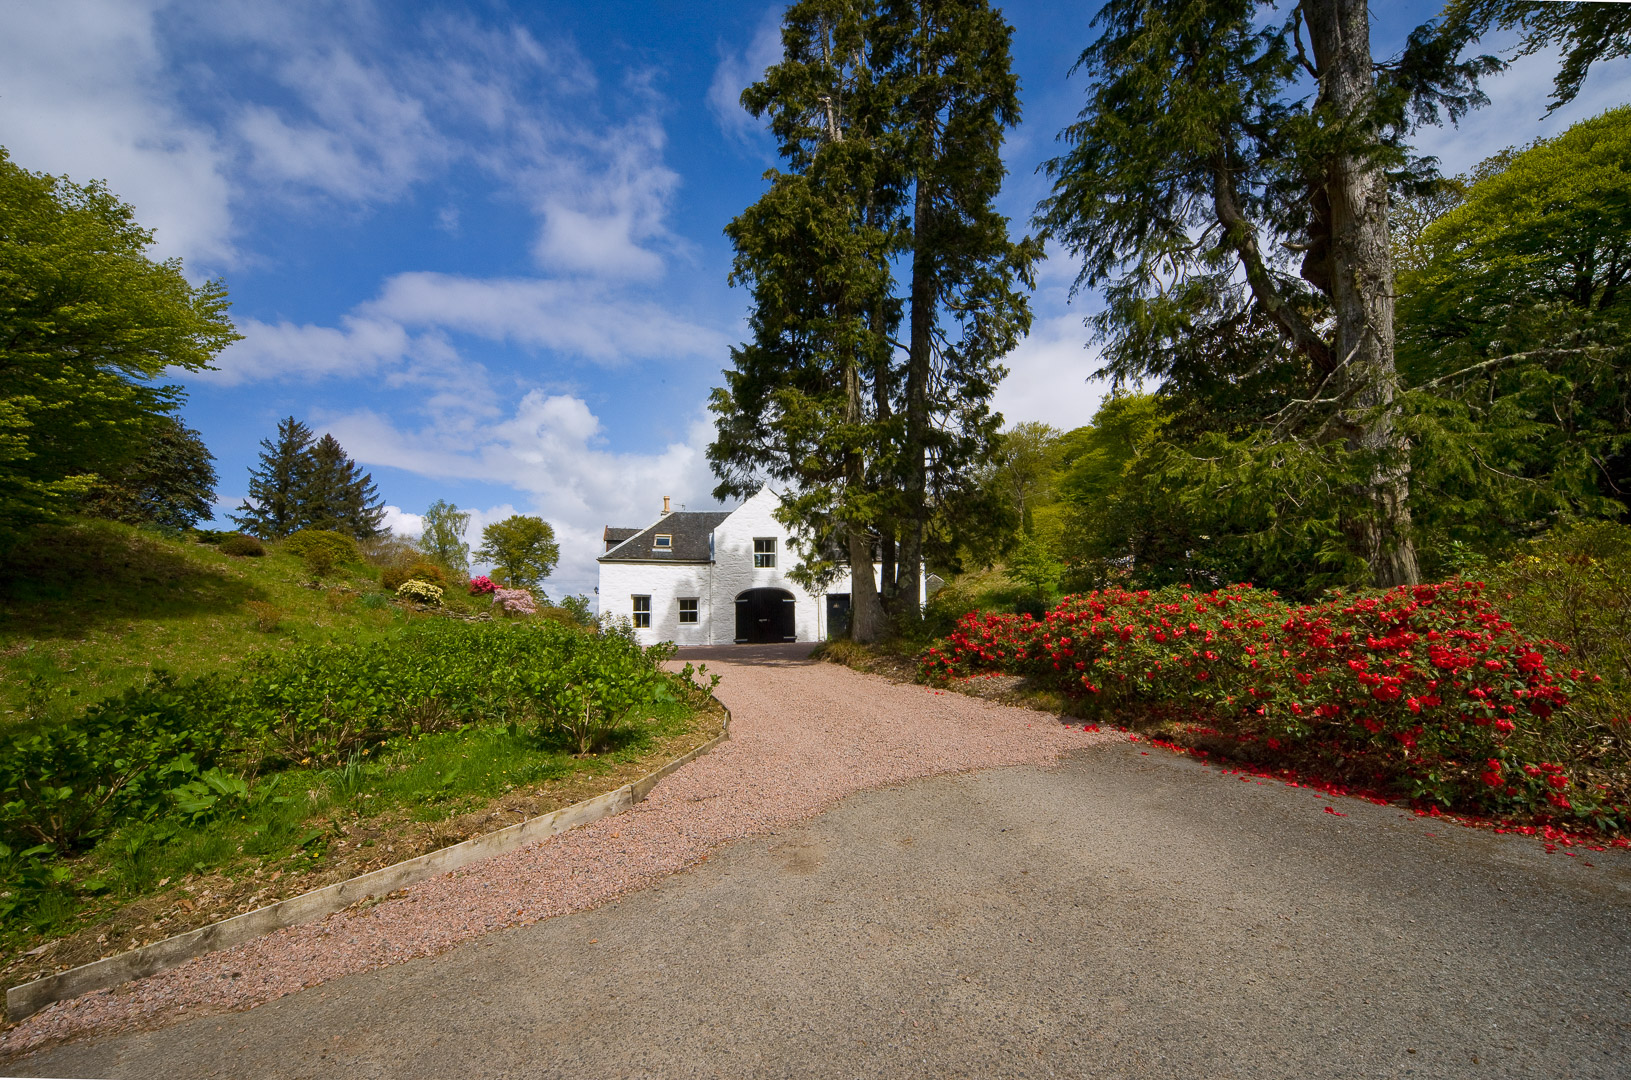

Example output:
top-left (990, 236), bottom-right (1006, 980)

top-left (632, 595), bottom-right (651, 628)
top-left (753, 537), bottom-right (777, 568)
top-left (677, 597), bottom-right (699, 624)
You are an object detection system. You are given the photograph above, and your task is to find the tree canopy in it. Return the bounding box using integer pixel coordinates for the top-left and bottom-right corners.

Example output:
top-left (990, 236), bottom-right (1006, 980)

top-left (418, 499), bottom-right (471, 574)
top-left (710, 0), bottom-right (1034, 640)
top-left (0, 147), bottom-right (237, 544)
top-left (231, 419), bottom-right (385, 539)
top-left (475, 515), bottom-right (559, 592)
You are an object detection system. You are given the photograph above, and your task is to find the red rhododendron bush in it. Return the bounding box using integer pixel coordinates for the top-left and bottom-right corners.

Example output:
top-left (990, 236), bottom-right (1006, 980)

top-left (921, 581), bottom-right (1628, 833)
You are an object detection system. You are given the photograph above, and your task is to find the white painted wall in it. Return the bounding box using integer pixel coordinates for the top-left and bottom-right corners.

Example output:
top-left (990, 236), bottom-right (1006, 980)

top-left (597, 486), bottom-right (926, 647)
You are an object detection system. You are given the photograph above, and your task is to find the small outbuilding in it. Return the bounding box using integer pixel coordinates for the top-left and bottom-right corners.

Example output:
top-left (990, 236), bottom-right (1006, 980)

top-left (597, 487), bottom-right (914, 646)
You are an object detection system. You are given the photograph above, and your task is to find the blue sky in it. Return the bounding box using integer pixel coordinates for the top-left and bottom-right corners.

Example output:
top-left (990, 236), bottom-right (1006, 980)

top-left (2, 1), bottom-right (1625, 598)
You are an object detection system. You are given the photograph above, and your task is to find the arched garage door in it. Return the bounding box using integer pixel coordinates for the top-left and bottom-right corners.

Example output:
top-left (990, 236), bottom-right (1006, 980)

top-left (734, 588), bottom-right (796, 643)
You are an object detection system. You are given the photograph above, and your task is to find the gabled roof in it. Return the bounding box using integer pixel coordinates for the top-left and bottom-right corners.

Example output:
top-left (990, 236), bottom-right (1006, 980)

top-left (599, 511), bottom-right (732, 563)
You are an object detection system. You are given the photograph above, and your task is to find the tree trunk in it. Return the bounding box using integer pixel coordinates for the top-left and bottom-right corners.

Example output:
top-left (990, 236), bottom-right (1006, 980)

top-left (846, 350), bottom-right (888, 642)
top-left (1303, 0), bottom-right (1420, 587)
top-left (895, 132), bottom-right (932, 621)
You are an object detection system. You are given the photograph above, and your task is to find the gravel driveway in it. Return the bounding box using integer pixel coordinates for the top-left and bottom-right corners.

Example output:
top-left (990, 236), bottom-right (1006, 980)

top-left (19, 678), bottom-right (1631, 1079)
top-left (2, 644), bottom-right (1090, 1062)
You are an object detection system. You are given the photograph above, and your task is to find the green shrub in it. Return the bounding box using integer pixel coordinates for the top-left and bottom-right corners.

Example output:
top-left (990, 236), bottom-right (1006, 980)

top-left (218, 534), bottom-right (265, 557)
top-left (283, 530), bottom-right (358, 566)
top-left (381, 560), bottom-right (448, 593)
top-left (1486, 522), bottom-right (1631, 723)
top-left (0, 621), bottom-right (699, 856)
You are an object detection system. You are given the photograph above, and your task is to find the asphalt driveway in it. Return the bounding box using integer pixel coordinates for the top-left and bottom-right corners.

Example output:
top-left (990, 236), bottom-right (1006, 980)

top-left (20, 731), bottom-right (1631, 1079)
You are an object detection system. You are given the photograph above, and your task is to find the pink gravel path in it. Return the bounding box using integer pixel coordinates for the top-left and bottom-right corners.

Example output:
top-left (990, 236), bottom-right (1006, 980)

top-left (3, 648), bottom-right (1104, 1059)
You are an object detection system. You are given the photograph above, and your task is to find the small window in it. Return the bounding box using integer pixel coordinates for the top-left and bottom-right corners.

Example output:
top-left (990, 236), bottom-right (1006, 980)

top-left (632, 595), bottom-right (651, 628)
top-left (753, 537), bottom-right (777, 568)
top-left (653, 534), bottom-right (672, 551)
top-left (678, 597), bottom-right (699, 624)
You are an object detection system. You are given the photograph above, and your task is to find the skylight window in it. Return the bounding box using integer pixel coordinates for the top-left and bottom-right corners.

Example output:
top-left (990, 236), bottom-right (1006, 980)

top-left (653, 534), bottom-right (673, 551)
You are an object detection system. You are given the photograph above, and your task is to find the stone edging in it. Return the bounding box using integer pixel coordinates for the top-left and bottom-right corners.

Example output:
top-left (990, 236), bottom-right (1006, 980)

top-left (6, 708), bottom-right (731, 1022)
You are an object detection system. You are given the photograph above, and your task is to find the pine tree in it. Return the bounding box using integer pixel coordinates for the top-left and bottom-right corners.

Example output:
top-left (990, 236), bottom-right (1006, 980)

top-left (871, 0), bottom-right (1039, 615)
top-left (305, 433), bottom-right (385, 538)
top-left (82, 416), bottom-right (218, 530)
top-left (710, 0), bottom-right (901, 642)
top-left (232, 417), bottom-right (314, 540)
top-left (710, 0), bottom-right (1034, 639)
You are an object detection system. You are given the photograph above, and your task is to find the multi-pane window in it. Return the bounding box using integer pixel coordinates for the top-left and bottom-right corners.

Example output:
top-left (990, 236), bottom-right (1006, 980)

top-left (653, 534), bottom-right (672, 551)
top-left (632, 595), bottom-right (651, 628)
top-left (753, 537), bottom-right (777, 568)
top-left (678, 597), bottom-right (699, 624)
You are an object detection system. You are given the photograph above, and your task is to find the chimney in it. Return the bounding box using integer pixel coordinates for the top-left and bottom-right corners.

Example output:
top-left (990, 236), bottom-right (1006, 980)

top-left (662, 495), bottom-right (671, 516)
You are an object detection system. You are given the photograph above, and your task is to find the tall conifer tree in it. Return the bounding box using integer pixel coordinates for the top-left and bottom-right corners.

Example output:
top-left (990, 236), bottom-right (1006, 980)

top-left (232, 417), bottom-right (314, 540)
top-left (871, 0), bottom-right (1038, 614)
top-left (305, 433), bottom-right (385, 538)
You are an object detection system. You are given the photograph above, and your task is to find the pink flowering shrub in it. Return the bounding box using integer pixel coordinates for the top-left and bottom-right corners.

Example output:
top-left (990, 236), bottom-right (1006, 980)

top-left (921, 581), bottom-right (1625, 830)
top-left (492, 588), bottom-right (536, 616)
top-left (468, 575), bottom-right (497, 596)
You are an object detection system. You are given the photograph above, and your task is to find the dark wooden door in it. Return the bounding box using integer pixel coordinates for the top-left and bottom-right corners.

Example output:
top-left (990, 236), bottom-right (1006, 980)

top-left (735, 589), bottom-right (796, 643)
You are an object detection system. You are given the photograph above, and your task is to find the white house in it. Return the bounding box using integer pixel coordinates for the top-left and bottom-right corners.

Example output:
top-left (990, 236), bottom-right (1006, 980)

top-left (597, 487), bottom-right (919, 646)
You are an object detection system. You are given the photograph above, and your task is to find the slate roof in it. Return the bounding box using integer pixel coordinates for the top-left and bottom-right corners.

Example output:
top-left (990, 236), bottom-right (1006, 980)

top-left (602, 527), bottom-right (640, 551)
top-left (598, 511), bottom-right (732, 563)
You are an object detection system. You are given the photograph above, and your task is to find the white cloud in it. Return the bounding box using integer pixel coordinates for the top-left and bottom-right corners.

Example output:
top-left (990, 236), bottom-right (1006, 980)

top-left (1416, 40), bottom-right (1631, 177)
top-left (0, 0), bottom-right (236, 265)
top-left (992, 315), bottom-right (1110, 431)
top-left (365, 273), bottom-right (730, 363)
top-left (200, 270), bottom-right (730, 393)
top-left (380, 505), bottom-right (424, 538)
top-left (318, 393), bottom-right (722, 597)
top-left (235, 46), bottom-right (449, 204)
top-left (708, 10), bottom-right (783, 143)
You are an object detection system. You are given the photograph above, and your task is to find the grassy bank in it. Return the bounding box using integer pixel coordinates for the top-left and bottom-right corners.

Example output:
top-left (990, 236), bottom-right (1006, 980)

top-left (0, 521), bottom-right (404, 726)
top-left (0, 693), bottom-right (722, 996)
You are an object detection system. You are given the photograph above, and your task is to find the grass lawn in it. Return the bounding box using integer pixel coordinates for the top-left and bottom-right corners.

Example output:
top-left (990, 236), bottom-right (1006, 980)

top-left (0, 520), bottom-right (489, 728)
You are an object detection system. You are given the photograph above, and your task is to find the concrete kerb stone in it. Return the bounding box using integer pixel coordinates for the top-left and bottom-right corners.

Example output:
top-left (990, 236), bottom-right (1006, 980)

top-left (5, 707), bottom-right (731, 1022)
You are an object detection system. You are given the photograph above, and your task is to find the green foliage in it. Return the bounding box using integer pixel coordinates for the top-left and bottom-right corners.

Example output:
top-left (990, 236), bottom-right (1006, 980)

top-left (80, 416), bottom-right (218, 530)
top-left (418, 500), bottom-right (471, 575)
top-left (0, 621), bottom-right (698, 861)
top-left (231, 417), bottom-right (314, 540)
top-left (284, 529), bottom-right (358, 561)
top-left (232, 421), bottom-right (385, 540)
top-left (0, 147), bottom-right (238, 545)
top-left (1483, 523), bottom-right (1631, 723)
top-left (218, 533), bottom-right (265, 557)
top-left (303, 433), bottom-right (386, 538)
top-left (1397, 106), bottom-right (1631, 540)
top-left (475, 515), bottom-right (559, 591)
top-left (558, 594), bottom-right (598, 628)
top-left (381, 560), bottom-right (447, 593)
top-left (1442, 1), bottom-right (1631, 113)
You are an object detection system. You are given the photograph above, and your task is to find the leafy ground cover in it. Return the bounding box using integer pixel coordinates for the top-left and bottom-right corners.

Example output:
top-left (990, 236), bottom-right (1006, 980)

top-left (918, 577), bottom-right (1630, 837)
top-left (0, 607), bottom-right (721, 999)
top-left (0, 521), bottom-right (409, 726)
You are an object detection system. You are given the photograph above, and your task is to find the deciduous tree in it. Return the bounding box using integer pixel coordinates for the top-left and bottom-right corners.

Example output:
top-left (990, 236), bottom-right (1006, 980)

top-left (475, 515), bottom-right (559, 592)
top-left (418, 499), bottom-right (471, 574)
top-left (0, 147), bottom-right (237, 545)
